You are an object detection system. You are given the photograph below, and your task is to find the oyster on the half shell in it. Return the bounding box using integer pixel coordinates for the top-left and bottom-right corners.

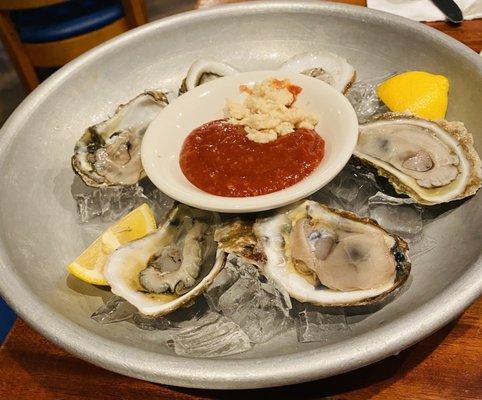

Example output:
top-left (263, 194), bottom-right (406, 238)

top-left (104, 205), bottom-right (223, 316)
top-left (72, 90), bottom-right (168, 187)
top-left (179, 57), bottom-right (239, 94)
top-left (354, 113), bottom-right (482, 205)
top-left (279, 51), bottom-right (356, 94)
top-left (217, 200), bottom-right (410, 307)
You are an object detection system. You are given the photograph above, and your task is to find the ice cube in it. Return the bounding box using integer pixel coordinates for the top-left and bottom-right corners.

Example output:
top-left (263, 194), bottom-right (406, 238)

top-left (100, 185), bottom-right (146, 222)
top-left (141, 182), bottom-right (175, 221)
top-left (74, 181), bottom-right (176, 224)
top-left (346, 75), bottom-right (392, 123)
top-left (312, 164), bottom-right (380, 216)
top-left (296, 308), bottom-right (349, 343)
top-left (75, 189), bottom-right (103, 223)
top-left (204, 261), bottom-right (240, 311)
top-left (309, 188), bottom-right (345, 210)
top-left (368, 192), bottom-right (423, 241)
top-left (75, 184), bottom-right (147, 223)
top-left (213, 254), bottom-right (293, 343)
top-left (91, 296), bottom-right (137, 324)
top-left (325, 172), bottom-right (359, 204)
top-left (166, 311), bottom-right (252, 357)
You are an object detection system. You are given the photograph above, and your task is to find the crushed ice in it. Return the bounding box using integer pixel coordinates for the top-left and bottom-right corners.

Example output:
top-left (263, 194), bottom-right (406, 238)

top-left (296, 307), bottom-right (350, 343)
top-left (205, 254), bottom-right (293, 343)
top-left (310, 163), bottom-right (380, 216)
top-left (166, 312), bottom-right (252, 358)
top-left (346, 74), bottom-right (393, 123)
top-left (91, 296), bottom-right (137, 324)
top-left (75, 183), bottom-right (174, 223)
top-left (86, 71), bottom-right (445, 355)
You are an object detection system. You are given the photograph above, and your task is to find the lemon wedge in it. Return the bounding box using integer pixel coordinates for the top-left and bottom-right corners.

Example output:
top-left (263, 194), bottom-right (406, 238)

top-left (377, 71), bottom-right (449, 120)
top-left (67, 203), bottom-right (157, 285)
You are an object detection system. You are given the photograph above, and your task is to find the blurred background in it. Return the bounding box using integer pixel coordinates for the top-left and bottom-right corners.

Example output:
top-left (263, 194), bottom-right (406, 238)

top-left (0, 0), bottom-right (199, 342)
top-left (0, 0), bottom-right (199, 126)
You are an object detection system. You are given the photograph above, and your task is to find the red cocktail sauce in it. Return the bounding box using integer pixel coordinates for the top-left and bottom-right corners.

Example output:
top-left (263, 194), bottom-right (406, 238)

top-left (179, 120), bottom-right (325, 197)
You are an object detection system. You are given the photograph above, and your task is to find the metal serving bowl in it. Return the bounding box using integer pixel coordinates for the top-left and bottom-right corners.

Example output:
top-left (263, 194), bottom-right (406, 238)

top-left (0, 1), bottom-right (481, 390)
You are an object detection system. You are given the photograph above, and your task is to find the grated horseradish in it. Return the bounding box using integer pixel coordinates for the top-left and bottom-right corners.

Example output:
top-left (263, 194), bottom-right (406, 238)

top-left (225, 78), bottom-right (318, 143)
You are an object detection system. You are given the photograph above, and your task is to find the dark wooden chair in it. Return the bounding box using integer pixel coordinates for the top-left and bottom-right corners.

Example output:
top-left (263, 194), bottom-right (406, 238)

top-left (0, 0), bottom-right (147, 92)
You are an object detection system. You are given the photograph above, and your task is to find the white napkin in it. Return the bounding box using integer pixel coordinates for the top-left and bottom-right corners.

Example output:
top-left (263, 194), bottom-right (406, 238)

top-left (367, 0), bottom-right (482, 21)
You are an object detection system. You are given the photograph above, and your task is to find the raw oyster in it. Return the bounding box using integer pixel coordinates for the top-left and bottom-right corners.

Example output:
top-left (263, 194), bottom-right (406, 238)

top-left (279, 51), bottom-right (356, 94)
top-left (72, 90), bottom-right (168, 187)
top-left (219, 200), bottom-right (410, 307)
top-left (354, 113), bottom-right (482, 205)
top-left (104, 205), bottom-right (223, 316)
top-left (179, 57), bottom-right (238, 94)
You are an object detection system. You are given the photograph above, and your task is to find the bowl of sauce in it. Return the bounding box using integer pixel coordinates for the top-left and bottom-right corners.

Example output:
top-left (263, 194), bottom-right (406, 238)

top-left (141, 71), bottom-right (358, 212)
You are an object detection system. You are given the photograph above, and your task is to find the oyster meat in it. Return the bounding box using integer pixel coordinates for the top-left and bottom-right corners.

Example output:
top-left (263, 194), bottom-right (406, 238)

top-left (279, 51), bottom-right (356, 94)
top-left (104, 205), bottom-right (223, 316)
top-left (72, 90), bottom-right (168, 187)
top-left (354, 113), bottom-right (482, 205)
top-left (179, 57), bottom-right (239, 94)
top-left (218, 200), bottom-right (410, 307)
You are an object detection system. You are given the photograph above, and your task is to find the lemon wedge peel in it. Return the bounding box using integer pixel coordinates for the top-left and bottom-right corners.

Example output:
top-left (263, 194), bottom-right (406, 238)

top-left (377, 71), bottom-right (449, 120)
top-left (67, 203), bottom-right (157, 286)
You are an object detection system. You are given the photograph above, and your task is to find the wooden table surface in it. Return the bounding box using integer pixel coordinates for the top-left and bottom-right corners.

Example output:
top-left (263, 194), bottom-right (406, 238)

top-left (1, 1), bottom-right (481, 399)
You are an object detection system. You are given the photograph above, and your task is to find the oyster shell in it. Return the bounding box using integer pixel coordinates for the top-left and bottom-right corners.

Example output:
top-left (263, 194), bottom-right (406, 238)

top-left (354, 113), bottom-right (482, 205)
top-left (214, 219), bottom-right (266, 266)
top-left (217, 200), bottom-right (410, 307)
top-left (104, 205), bottom-right (223, 316)
top-left (72, 90), bottom-right (168, 187)
top-left (179, 57), bottom-right (239, 95)
top-left (279, 51), bottom-right (356, 94)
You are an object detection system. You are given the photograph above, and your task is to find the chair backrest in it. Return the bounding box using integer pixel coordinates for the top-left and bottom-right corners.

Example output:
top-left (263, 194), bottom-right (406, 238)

top-left (0, 0), bottom-right (66, 11)
top-left (0, 0), bottom-right (145, 91)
